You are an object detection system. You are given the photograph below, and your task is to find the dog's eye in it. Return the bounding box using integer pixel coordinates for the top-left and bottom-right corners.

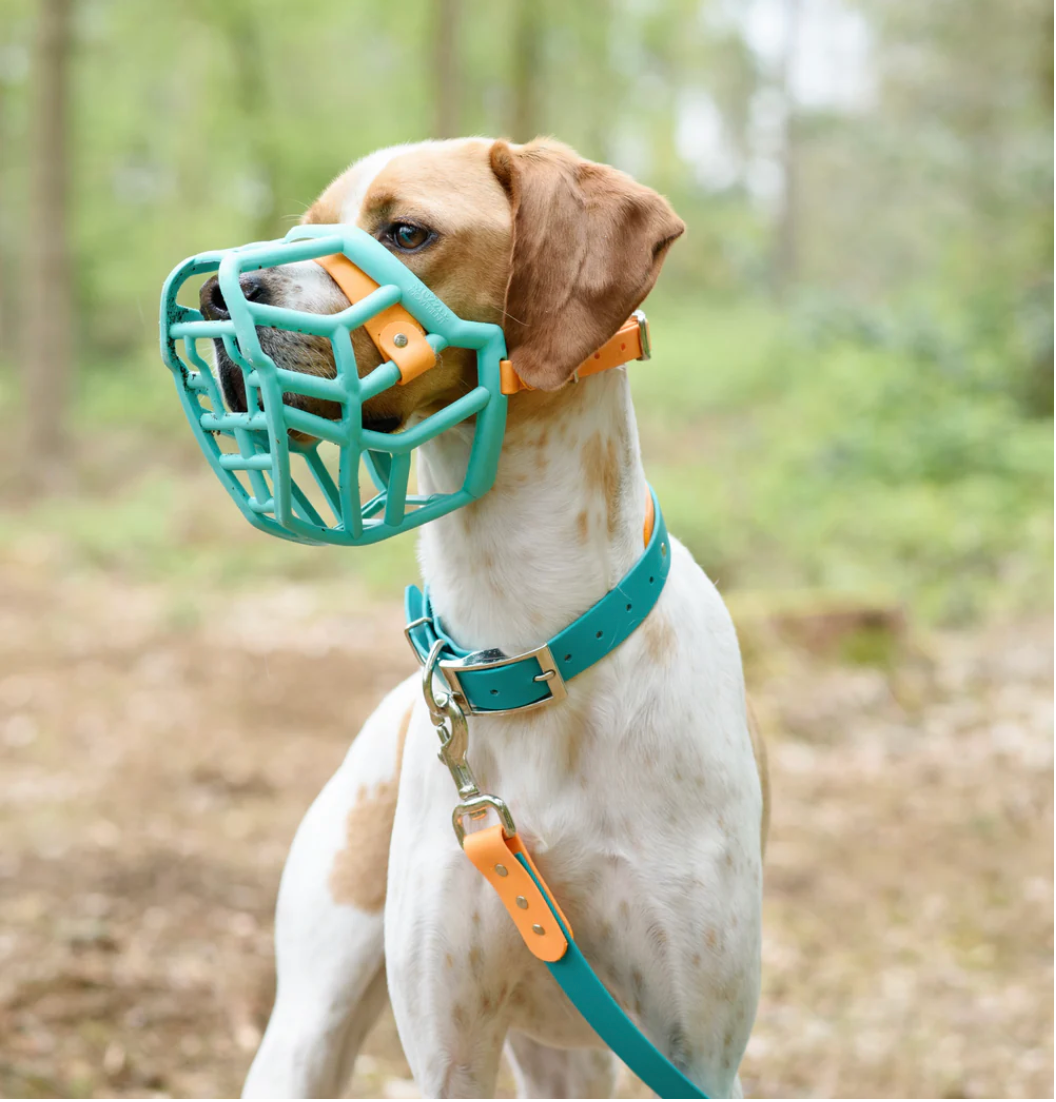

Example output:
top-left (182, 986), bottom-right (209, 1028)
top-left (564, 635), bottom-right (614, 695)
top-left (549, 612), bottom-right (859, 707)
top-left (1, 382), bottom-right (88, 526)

top-left (389, 223), bottom-right (432, 252)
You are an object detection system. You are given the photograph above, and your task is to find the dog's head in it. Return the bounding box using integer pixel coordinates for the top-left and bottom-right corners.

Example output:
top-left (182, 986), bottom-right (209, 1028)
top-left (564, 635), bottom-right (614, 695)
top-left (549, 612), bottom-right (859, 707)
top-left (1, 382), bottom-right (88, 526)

top-left (199, 138), bottom-right (683, 432)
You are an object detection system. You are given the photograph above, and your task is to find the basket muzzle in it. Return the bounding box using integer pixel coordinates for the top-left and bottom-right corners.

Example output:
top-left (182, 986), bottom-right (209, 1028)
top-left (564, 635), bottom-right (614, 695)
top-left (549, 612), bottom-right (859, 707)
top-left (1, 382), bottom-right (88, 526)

top-left (159, 225), bottom-right (509, 546)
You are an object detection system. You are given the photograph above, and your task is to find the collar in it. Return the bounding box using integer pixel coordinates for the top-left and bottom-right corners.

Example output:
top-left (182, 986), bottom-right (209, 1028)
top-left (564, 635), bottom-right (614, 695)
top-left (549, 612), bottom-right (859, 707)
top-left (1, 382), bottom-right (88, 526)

top-left (498, 310), bottom-right (651, 395)
top-left (404, 487), bottom-right (670, 715)
top-left (314, 252), bottom-right (651, 395)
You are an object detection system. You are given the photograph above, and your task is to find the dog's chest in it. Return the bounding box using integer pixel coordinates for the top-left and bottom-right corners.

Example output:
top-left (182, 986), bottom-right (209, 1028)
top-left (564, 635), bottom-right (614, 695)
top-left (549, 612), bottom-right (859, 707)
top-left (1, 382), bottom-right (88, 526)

top-left (390, 619), bottom-right (762, 1053)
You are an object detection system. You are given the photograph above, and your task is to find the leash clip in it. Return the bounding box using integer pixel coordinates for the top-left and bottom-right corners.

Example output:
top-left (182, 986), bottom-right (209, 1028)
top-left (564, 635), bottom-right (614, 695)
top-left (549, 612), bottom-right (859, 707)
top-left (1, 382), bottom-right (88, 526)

top-left (422, 640), bottom-right (518, 845)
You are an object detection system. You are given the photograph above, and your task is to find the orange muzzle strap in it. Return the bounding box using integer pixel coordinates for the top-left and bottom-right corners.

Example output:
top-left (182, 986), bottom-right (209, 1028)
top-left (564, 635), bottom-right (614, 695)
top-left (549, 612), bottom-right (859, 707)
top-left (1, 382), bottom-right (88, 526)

top-left (313, 252), bottom-right (437, 383)
top-left (314, 253), bottom-right (649, 395)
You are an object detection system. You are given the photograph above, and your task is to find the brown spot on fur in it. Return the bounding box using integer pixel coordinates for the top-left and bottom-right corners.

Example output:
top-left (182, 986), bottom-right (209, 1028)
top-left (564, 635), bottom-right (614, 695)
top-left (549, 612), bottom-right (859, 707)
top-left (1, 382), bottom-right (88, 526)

top-left (328, 704), bottom-right (413, 911)
top-left (643, 611), bottom-right (677, 666)
top-left (706, 928), bottom-right (717, 949)
top-left (576, 509), bottom-right (589, 543)
top-left (747, 693), bottom-right (770, 857)
top-left (582, 432), bottom-right (622, 538)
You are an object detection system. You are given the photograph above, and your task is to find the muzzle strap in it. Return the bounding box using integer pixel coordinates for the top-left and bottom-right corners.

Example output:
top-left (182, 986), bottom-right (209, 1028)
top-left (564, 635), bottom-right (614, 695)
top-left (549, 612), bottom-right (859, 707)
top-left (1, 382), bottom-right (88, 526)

top-left (313, 253), bottom-right (437, 383)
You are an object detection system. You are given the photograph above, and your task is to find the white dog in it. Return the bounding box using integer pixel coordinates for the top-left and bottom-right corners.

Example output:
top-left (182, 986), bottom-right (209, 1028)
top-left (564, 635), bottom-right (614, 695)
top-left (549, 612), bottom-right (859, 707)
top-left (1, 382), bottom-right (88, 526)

top-left (218, 138), bottom-right (767, 1099)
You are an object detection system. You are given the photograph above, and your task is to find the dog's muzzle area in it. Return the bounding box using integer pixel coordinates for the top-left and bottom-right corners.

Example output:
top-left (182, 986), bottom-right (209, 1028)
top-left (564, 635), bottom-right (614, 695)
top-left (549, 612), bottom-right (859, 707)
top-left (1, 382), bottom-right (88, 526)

top-left (198, 262), bottom-right (399, 432)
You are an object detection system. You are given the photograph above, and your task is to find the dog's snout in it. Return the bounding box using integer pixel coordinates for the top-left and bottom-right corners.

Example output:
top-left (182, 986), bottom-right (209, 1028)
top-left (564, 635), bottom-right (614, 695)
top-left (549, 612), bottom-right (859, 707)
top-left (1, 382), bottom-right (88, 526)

top-left (199, 272), bottom-right (269, 320)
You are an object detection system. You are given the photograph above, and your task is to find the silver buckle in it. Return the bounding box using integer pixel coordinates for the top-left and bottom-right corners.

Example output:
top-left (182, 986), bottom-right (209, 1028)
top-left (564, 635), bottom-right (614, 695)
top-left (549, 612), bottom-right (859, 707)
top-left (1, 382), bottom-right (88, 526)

top-left (632, 309), bottom-right (651, 360)
top-left (404, 614), bottom-right (433, 661)
top-left (441, 643), bottom-right (568, 716)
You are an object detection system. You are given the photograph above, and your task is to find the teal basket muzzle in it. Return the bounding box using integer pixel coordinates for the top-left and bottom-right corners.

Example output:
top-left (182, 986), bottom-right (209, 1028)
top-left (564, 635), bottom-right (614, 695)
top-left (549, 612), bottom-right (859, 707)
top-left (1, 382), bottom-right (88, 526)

top-left (159, 225), bottom-right (509, 546)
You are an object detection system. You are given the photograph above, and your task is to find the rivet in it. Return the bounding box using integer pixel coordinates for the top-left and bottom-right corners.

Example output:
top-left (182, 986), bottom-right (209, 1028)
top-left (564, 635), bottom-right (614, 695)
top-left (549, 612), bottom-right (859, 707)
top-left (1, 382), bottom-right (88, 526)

top-left (494, 864), bottom-right (508, 877)
top-left (393, 332), bottom-right (409, 348)
top-left (532, 923), bottom-right (545, 936)
top-left (516, 896), bottom-right (528, 909)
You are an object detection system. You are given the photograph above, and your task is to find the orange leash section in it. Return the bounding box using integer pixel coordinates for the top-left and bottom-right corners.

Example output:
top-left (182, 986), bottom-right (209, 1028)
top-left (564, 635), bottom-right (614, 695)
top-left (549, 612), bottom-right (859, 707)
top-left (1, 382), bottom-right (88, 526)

top-left (462, 825), bottom-right (573, 962)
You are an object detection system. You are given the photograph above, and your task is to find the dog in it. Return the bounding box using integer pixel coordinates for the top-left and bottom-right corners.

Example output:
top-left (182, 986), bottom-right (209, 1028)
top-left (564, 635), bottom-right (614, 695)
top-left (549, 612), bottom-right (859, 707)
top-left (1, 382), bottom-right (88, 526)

top-left (210, 137), bottom-right (768, 1099)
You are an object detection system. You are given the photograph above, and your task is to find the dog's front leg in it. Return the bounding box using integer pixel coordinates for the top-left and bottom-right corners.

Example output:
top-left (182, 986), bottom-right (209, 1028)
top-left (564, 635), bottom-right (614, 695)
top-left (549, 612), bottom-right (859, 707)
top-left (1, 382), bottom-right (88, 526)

top-left (242, 678), bottom-right (417, 1098)
top-left (385, 739), bottom-right (511, 1098)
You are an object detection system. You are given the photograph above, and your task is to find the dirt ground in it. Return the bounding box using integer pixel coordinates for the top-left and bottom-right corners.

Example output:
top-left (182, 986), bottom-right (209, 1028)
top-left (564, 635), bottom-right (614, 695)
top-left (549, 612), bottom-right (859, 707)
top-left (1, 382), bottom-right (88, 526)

top-left (1, 561), bottom-right (1052, 1099)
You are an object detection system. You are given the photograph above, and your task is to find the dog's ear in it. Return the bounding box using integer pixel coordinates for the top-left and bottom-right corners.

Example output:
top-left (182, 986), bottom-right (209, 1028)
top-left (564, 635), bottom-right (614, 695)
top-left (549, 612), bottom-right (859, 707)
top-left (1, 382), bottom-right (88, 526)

top-left (489, 138), bottom-right (684, 391)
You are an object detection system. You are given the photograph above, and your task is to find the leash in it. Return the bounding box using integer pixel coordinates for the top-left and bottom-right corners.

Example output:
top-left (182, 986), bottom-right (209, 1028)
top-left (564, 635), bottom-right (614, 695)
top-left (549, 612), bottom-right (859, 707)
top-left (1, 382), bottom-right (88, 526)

top-left (405, 490), bottom-right (709, 1099)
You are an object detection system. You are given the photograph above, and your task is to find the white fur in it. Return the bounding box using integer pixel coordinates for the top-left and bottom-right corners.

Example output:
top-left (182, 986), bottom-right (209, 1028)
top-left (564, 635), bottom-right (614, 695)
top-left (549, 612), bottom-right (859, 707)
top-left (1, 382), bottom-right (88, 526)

top-left (242, 142), bottom-right (763, 1100)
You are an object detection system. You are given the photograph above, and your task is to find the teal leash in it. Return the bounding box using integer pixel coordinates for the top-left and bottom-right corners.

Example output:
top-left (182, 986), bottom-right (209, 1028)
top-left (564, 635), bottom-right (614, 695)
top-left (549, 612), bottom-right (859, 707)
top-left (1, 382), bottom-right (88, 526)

top-left (407, 489), bottom-right (709, 1098)
top-left (516, 853), bottom-right (709, 1098)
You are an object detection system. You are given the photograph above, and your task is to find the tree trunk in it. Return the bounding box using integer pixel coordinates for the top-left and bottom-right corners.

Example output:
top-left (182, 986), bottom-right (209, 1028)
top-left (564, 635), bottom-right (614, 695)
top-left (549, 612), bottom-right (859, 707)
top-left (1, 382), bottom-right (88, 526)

top-left (221, 4), bottom-right (280, 244)
top-left (432, 0), bottom-right (461, 138)
top-left (510, 0), bottom-right (543, 141)
top-left (24, 0), bottom-right (74, 490)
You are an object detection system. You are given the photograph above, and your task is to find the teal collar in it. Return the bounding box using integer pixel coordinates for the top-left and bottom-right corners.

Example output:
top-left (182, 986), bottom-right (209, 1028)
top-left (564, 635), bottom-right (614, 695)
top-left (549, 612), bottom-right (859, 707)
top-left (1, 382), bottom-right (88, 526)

top-left (404, 488), bottom-right (670, 714)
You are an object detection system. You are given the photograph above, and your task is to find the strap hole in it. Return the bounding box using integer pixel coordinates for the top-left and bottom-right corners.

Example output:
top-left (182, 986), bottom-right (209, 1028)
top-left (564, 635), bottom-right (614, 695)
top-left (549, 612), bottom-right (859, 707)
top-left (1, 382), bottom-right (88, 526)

top-left (490, 689), bottom-right (499, 695)
top-left (564, 654), bottom-right (572, 662)
top-left (626, 603), bottom-right (632, 611)
top-left (595, 630), bottom-right (603, 639)
top-left (649, 576), bottom-right (654, 584)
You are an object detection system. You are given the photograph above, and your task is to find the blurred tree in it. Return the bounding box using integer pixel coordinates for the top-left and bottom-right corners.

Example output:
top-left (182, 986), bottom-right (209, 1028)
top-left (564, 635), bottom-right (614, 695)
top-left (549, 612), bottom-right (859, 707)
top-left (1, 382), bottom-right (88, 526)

top-left (510, 0), bottom-right (543, 141)
top-left (774, 0), bottom-right (801, 298)
top-left (0, 73), bottom-right (13, 362)
top-left (432, 0), bottom-right (462, 138)
top-left (207, 0), bottom-right (282, 243)
top-left (24, 0), bottom-right (73, 489)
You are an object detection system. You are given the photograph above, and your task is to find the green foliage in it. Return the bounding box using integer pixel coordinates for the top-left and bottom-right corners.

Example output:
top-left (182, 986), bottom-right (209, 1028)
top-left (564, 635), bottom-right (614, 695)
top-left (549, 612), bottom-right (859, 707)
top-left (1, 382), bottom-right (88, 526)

top-left (635, 295), bottom-right (1053, 623)
top-left (0, 0), bottom-right (1049, 624)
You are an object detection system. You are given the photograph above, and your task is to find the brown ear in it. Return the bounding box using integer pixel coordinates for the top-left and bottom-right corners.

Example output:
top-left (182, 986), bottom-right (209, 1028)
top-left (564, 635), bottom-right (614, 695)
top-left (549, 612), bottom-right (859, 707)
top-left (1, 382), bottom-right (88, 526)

top-left (489, 138), bottom-right (684, 391)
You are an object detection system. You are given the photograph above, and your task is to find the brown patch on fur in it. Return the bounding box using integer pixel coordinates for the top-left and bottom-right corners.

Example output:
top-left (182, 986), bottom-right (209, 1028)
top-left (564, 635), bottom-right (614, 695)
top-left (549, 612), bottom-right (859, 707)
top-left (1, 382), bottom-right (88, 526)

top-left (303, 141), bottom-right (513, 430)
top-left (557, 724), bottom-right (584, 775)
top-left (576, 509), bottom-right (589, 543)
top-left (643, 611), bottom-right (677, 666)
top-left (582, 432), bottom-right (622, 538)
top-left (328, 704), bottom-right (413, 911)
top-left (746, 693), bottom-right (770, 856)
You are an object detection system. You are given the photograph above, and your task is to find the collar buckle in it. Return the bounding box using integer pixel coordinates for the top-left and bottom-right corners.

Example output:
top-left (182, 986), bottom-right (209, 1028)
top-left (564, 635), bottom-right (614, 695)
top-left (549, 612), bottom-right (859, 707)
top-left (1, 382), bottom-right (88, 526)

top-left (441, 643), bottom-right (568, 716)
top-left (632, 309), bottom-right (651, 361)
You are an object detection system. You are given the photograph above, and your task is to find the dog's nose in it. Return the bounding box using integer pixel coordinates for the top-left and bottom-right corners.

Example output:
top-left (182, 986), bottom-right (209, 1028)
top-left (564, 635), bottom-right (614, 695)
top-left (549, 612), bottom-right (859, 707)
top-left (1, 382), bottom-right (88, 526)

top-left (199, 272), bottom-right (268, 320)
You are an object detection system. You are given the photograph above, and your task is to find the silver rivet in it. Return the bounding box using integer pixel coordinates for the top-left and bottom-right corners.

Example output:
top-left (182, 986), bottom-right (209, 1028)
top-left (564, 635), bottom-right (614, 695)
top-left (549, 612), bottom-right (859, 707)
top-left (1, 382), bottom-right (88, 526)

top-left (494, 864), bottom-right (508, 877)
top-left (516, 896), bottom-right (528, 910)
top-left (393, 333), bottom-right (409, 348)
top-left (531, 923), bottom-right (545, 936)
top-left (661, 542), bottom-right (667, 557)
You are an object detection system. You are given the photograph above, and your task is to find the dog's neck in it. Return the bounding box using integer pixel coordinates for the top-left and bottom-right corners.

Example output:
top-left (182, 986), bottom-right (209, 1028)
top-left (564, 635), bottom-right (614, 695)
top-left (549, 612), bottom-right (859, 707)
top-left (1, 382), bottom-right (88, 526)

top-left (416, 369), bottom-right (649, 656)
